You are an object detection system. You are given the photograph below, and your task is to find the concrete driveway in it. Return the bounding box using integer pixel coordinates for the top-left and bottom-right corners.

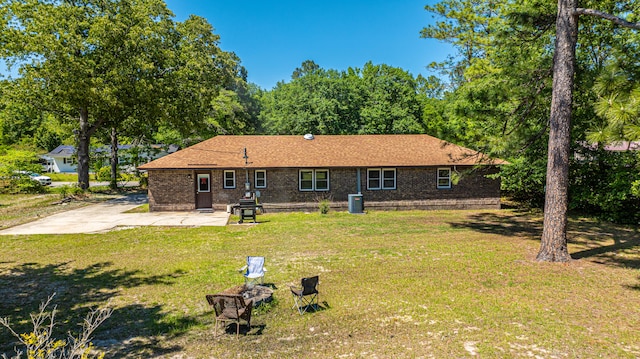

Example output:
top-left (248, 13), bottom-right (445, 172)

top-left (0, 194), bottom-right (230, 235)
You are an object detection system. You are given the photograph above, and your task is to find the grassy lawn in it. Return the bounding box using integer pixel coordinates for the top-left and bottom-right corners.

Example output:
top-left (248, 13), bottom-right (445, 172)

top-left (47, 173), bottom-right (78, 182)
top-left (0, 209), bottom-right (639, 358)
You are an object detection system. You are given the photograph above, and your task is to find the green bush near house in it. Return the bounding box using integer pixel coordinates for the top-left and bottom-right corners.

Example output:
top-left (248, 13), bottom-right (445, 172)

top-left (318, 199), bottom-right (330, 214)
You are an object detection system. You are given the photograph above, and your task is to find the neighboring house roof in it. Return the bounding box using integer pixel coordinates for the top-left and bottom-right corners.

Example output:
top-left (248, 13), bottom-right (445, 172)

top-left (576, 141), bottom-right (640, 155)
top-left (602, 141), bottom-right (640, 151)
top-left (49, 144), bottom-right (180, 155)
top-left (92, 144), bottom-right (179, 153)
top-left (138, 134), bottom-right (507, 170)
top-left (93, 144), bottom-right (134, 154)
top-left (47, 145), bottom-right (75, 157)
top-left (159, 144), bottom-right (181, 153)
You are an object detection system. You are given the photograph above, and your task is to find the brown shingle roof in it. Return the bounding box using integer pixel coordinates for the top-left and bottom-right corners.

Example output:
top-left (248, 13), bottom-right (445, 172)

top-left (138, 134), bottom-right (506, 170)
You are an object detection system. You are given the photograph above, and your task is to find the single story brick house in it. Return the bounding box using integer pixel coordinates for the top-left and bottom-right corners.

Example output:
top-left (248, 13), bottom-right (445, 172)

top-left (138, 134), bottom-right (507, 212)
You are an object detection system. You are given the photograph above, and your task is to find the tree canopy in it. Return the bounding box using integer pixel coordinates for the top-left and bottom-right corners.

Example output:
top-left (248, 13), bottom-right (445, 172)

top-left (422, 0), bottom-right (640, 261)
top-left (259, 60), bottom-right (434, 135)
top-left (0, 0), bottom-right (252, 188)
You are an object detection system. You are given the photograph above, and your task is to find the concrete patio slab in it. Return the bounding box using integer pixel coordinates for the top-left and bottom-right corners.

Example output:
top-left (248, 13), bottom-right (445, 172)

top-left (0, 194), bottom-right (230, 235)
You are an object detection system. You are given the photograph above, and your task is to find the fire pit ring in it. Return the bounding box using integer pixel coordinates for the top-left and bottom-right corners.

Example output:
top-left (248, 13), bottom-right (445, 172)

top-left (221, 285), bottom-right (274, 306)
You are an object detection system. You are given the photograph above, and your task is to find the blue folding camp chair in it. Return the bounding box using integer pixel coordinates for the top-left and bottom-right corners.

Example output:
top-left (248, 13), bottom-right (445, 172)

top-left (239, 256), bottom-right (267, 286)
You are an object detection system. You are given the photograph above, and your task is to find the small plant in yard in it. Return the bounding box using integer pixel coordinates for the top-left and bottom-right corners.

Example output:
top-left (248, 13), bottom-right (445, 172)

top-left (94, 167), bottom-right (112, 182)
top-left (0, 294), bottom-right (112, 359)
top-left (56, 185), bottom-right (70, 199)
top-left (55, 184), bottom-right (84, 199)
top-left (253, 297), bottom-right (279, 315)
top-left (318, 199), bottom-right (330, 214)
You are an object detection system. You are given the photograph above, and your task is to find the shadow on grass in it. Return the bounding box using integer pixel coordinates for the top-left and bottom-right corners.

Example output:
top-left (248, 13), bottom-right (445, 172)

top-left (0, 261), bottom-right (197, 357)
top-left (568, 217), bottom-right (640, 271)
top-left (217, 323), bottom-right (267, 336)
top-left (625, 278), bottom-right (640, 291)
top-left (262, 282), bottom-right (278, 290)
top-left (447, 210), bottom-right (543, 239)
top-left (447, 211), bottom-right (640, 271)
top-left (292, 301), bottom-right (330, 315)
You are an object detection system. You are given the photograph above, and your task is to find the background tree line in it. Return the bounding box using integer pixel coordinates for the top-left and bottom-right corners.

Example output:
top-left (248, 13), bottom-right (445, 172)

top-left (1, 0), bottom-right (638, 228)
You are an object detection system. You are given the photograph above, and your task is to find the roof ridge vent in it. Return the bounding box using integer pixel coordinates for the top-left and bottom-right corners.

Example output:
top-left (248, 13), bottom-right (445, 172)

top-left (303, 133), bottom-right (315, 140)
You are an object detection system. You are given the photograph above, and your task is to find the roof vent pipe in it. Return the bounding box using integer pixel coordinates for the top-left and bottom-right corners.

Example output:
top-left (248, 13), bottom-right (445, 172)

top-left (303, 134), bottom-right (314, 140)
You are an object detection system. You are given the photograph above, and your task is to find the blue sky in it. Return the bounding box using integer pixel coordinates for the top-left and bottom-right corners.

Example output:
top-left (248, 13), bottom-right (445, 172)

top-left (164, 0), bottom-right (453, 89)
top-left (0, 1), bottom-right (454, 90)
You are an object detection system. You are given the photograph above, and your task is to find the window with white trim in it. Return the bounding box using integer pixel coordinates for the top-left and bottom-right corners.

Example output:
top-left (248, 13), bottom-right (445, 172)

top-left (315, 169), bottom-right (329, 190)
top-left (300, 170), bottom-right (313, 191)
top-left (368, 169), bottom-right (380, 189)
top-left (255, 170), bottom-right (266, 188)
top-left (368, 168), bottom-right (396, 190)
top-left (299, 169), bottom-right (330, 191)
top-left (223, 170), bottom-right (236, 189)
top-left (437, 167), bottom-right (451, 189)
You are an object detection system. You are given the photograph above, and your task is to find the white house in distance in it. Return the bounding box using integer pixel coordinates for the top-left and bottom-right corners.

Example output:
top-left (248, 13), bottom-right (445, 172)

top-left (42, 145), bottom-right (76, 173)
top-left (41, 144), bottom-right (179, 173)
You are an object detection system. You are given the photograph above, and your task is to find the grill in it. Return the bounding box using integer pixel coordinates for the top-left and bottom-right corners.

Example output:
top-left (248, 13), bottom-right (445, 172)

top-left (234, 199), bottom-right (262, 223)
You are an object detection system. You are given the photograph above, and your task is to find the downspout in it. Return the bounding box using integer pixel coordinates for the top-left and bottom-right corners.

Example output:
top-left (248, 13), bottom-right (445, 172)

top-left (243, 147), bottom-right (250, 194)
top-left (356, 168), bottom-right (361, 194)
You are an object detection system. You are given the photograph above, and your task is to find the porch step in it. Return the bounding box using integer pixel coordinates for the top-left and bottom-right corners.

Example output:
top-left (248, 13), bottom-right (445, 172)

top-left (197, 208), bottom-right (214, 213)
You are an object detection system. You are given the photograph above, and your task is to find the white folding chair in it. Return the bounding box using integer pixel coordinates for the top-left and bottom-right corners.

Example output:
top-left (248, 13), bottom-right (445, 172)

top-left (239, 256), bottom-right (266, 286)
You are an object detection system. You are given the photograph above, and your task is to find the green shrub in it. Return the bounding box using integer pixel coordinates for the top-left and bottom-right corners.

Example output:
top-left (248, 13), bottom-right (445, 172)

top-left (632, 180), bottom-right (640, 197)
top-left (0, 148), bottom-right (46, 194)
top-left (569, 149), bottom-right (640, 224)
top-left (56, 184), bottom-right (70, 198)
top-left (55, 183), bottom-right (84, 198)
top-left (88, 185), bottom-right (110, 193)
top-left (497, 156), bottom-right (546, 207)
top-left (319, 199), bottom-right (330, 214)
top-left (253, 297), bottom-right (278, 315)
top-left (7, 178), bottom-right (46, 194)
top-left (119, 172), bottom-right (136, 182)
top-left (138, 173), bottom-right (148, 188)
top-left (94, 166), bottom-right (112, 182)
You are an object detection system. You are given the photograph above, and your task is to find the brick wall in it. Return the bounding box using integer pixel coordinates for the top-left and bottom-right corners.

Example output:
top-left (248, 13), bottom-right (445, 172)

top-left (147, 165), bottom-right (502, 212)
top-left (360, 166), bottom-right (501, 201)
top-left (147, 169), bottom-right (195, 211)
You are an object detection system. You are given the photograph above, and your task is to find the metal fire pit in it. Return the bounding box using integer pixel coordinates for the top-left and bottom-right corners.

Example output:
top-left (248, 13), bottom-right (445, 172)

top-left (241, 285), bottom-right (274, 305)
top-left (222, 285), bottom-right (274, 306)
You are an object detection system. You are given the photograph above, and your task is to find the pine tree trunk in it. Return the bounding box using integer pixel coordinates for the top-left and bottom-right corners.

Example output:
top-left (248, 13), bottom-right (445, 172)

top-left (110, 127), bottom-right (119, 190)
top-left (77, 107), bottom-right (91, 190)
top-left (537, 0), bottom-right (578, 262)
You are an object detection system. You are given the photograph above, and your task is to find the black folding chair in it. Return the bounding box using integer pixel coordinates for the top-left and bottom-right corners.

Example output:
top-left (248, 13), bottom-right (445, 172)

top-left (290, 275), bottom-right (319, 314)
